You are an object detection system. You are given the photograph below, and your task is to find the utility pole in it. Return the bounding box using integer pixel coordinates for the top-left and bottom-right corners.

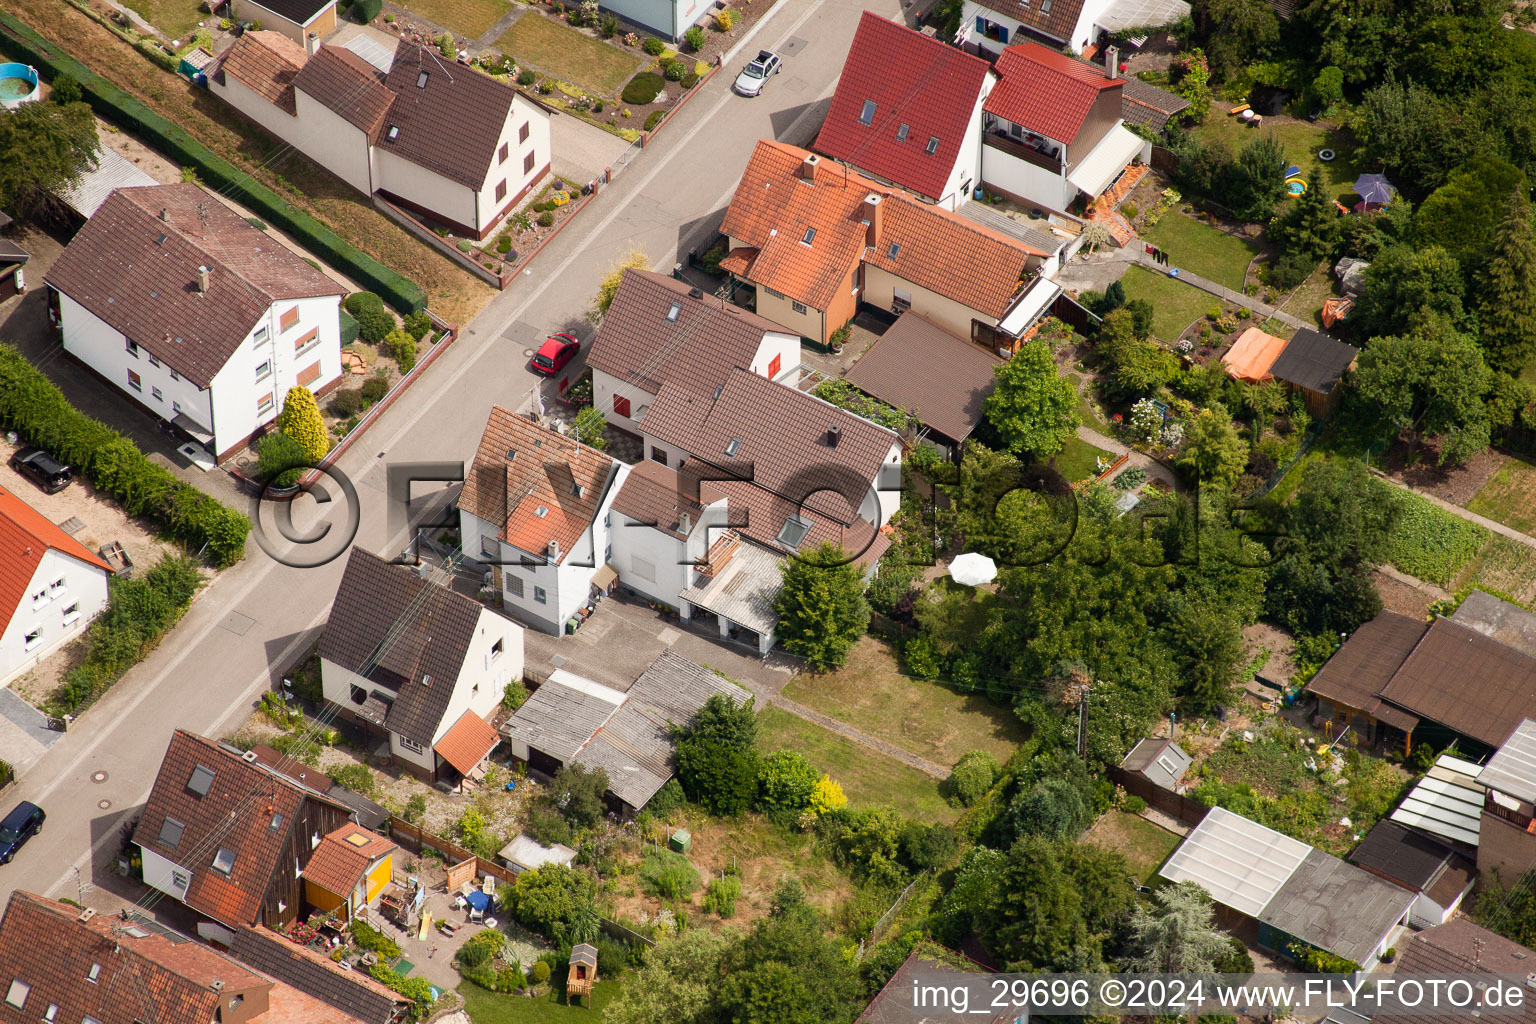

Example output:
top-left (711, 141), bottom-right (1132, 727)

top-left (1062, 674), bottom-right (1092, 759)
top-left (1170, 711), bottom-right (1176, 741)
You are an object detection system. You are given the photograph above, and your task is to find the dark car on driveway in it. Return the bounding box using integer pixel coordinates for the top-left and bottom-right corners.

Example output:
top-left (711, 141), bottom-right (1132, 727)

top-left (0, 801), bottom-right (44, 864)
top-left (9, 447), bottom-right (72, 495)
top-left (531, 332), bottom-right (581, 376)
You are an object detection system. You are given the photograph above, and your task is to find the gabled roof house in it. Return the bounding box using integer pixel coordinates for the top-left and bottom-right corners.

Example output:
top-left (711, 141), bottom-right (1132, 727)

top-left (719, 140), bottom-right (1058, 351)
top-left (815, 12), bottom-right (997, 210)
top-left (0, 891), bottom-right (372, 1024)
top-left (132, 731), bottom-right (358, 941)
top-left (956, 0), bottom-right (1189, 59)
top-left (45, 183), bottom-right (345, 462)
top-left (319, 547), bottom-right (523, 783)
top-left (211, 37), bottom-right (552, 239)
top-left (0, 485), bottom-right (113, 688)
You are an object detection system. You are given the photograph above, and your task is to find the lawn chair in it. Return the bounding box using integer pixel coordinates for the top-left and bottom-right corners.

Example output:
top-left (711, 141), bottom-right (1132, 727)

top-left (481, 875), bottom-right (495, 896)
top-left (469, 904), bottom-right (485, 923)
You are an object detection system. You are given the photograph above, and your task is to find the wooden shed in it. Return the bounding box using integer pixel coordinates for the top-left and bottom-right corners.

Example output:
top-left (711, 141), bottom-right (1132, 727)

top-left (567, 942), bottom-right (598, 1005)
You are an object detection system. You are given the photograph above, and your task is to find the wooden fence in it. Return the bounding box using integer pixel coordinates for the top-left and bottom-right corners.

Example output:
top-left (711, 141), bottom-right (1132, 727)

top-left (1108, 766), bottom-right (1209, 827)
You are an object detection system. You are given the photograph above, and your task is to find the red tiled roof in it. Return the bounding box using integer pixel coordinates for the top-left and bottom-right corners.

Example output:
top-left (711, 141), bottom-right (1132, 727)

top-left (815, 12), bottom-right (994, 202)
top-left (459, 406), bottom-right (618, 562)
top-left (216, 31), bottom-right (304, 114)
top-left (0, 485), bottom-right (113, 638)
top-left (44, 183), bottom-right (342, 388)
top-left (720, 141), bottom-right (1042, 316)
top-left (433, 709), bottom-right (500, 777)
top-left (301, 822), bottom-right (396, 898)
top-left (985, 43), bottom-right (1121, 144)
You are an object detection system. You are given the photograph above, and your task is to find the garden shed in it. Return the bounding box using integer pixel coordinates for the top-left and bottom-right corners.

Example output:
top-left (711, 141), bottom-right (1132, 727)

top-left (498, 833), bottom-right (577, 875)
top-left (1119, 737), bottom-right (1191, 791)
top-left (1347, 820), bottom-right (1475, 928)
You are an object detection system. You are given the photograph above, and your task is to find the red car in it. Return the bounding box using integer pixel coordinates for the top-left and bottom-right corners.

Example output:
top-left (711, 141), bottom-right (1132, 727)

top-left (531, 332), bottom-right (580, 376)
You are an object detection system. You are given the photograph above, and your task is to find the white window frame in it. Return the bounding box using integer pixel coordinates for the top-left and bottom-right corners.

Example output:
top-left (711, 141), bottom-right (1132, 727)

top-left (398, 735), bottom-right (424, 754)
top-left (253, 325), bottom-right (270, 346)
top-left (127, 369), bottom-right (143, 392)
top-left (258, 393), bottom-right (275, 414)
top-left (125, 339), bottom-right (139, 358)
top-left (533, 585), bottom-right (548, 605)
top-left (23, 627), bottom-right (42, 652)
top-left (151, 386), bottom-right (163, 402)
top-left (294, 328), bottom-right (320, 357)
top-left (31, 588), bottom-right (48, 610)
top-left (791, 300), bottom-right (808, 315)
top-left (62, 602), bottom-right (81, 625)
top-left (255, 359), bottom-right (272, 382)
top-left (148, 354), bottom-right (161, 368)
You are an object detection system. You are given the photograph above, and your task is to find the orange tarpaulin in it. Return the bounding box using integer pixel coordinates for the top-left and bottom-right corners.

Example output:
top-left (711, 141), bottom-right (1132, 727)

top-left (1223, 327), bottom-right (1288, 383)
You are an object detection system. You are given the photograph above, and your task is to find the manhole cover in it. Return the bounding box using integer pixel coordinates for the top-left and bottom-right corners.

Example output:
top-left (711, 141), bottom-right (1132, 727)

top-left (523, 348), bottom-right (534, 358)
top-left (98, 799), bottom-right (111, 810)
top-left (219, 611), bottom-right (256, 636)
top-left (780, 35), bottom-right (807, 56)
top-left (91, 771), bottom-right (108, 784)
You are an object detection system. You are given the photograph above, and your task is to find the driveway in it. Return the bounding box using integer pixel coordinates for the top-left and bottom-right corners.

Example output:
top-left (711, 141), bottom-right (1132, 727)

top-left (551, 113), bottom-right (635, 190)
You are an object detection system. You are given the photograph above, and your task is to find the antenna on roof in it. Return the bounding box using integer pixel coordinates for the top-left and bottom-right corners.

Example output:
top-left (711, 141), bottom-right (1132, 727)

top-left (418, 39), bottom-right (456, 82)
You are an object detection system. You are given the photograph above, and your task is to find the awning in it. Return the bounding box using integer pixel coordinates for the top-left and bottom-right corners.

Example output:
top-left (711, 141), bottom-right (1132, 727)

top-left (999, 277), bottom-right (1062, 337)
top-left (1067, 125), bottom-right (1147, 198)
top-left (172, 412), bottom-right (214, 445)
top-left (433, 710), bottom-right (500, 777)
top-left (591, 563), bottom-right (618, 590)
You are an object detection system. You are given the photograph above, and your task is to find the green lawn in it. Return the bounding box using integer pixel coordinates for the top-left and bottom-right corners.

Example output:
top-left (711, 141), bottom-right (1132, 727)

top-left (1141, 213), bottom-right (1259, 291)
top-left (121, 0), bottom-right (204, 41)
top-left (1452, 535), bottom-right (1536, 606)
top-left (1055, 433), bottom-right (1111, 482)
top-left (1085, 810), bottom-right (1181, 885)
top-left (1117, 265), bottom-right (1212, 344)
top-left (459, 978), bottom-right (621, 1022)
top-left (1195, 117), bottom-right (1360, 197)
top-left (401, 0), bottom-right (513, 37)
top-left (780, 637), bottom-right (1030, 767)
top-left (1276, 261), bottom-right (1340, 328)
top-left (1260, 317), bottom-right (1296, 340)
top-left (756, 707), bottom-right (958, 824)
top-left (1469, 458), bottom-right (1536, 536)
top-left (495, 13), bottom-right (644, 94)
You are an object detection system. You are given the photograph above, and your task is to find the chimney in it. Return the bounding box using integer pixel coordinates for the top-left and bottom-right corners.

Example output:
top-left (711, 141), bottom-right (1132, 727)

top-left (1105, 45), bottom-right (1119, 80)
top-left (798, 153), bottom-right (821, 183)
top-left (861, 193), bottom-right (883, 247)
top-left (306, 31), bottom-right (320, 56)
top-left (688, 287), bottom-right (704, 299)
top-left (827, 424), bottom-right (841, 448)
top-left (196, 265), bottom-right (210, 294)
top-left (547, 539), bottom-right (560, 560)
top-left (159, 208), bottom-right (169, 222)
top-left (679, 512), bottom-right (691, 534)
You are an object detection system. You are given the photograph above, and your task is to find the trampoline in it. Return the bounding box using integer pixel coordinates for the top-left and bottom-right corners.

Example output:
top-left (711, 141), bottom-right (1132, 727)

top-left (1318, 149), bottom-right (1336, 162)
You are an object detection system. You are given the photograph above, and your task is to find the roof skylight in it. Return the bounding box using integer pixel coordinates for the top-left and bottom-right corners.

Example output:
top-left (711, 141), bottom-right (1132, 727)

top-left (858, 99), bottom-right (877, 125)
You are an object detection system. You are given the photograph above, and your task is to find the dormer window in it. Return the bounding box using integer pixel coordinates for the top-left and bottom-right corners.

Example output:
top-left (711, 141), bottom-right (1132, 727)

top-left (896, 123), bottom-right (909, 142)
top-left (416, 70), bottom-right (429, 88)
top-left (724, 438), bottom-right (742, 457)
top-left (858, 99), bottom-right (876, 125)
top-left (925, 136), bottom-right (939, 155)
top-left (801, 227), bottom-right (816, 245)
top-left (666, 301), bottom-right (681, 322)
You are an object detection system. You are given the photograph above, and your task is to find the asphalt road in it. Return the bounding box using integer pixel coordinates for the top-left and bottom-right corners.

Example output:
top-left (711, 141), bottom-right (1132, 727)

top-left (0, 0), bottom-right (897, 911)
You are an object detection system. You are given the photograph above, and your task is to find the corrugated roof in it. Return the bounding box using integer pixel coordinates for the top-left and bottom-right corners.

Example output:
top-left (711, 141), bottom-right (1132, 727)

top-left (1477, 717), bottom-right (1536, 802)
top-left (1260, 847), bottom-right (1412, 966)
top-left (502, 671), bottom-right (625, 762)
top-left (844, 311), bottom-right (1000, 441)
top-left (1378, 617), bottom-right (1536, 747)
top-left (814, 12), bottom-right (995, 203)
top-left (433, 709), bottom-right (501, 777)
top-left (1160, 805), bottom-right (1311, 917)
top-left (985, 43), bottom-right (1121, 146)
top-left (54, 146), bottom-right (157, 220)
top-left (1389, 754), bottom-right (1485, 848)
top-left (1269, 327), bottom-right (1358, 395)
top-left (497, 834), bottom-right (576, 870)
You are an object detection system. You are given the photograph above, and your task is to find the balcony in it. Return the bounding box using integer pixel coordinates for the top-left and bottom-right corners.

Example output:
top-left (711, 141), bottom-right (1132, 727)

top-left (983, 131), bottom-right (1063, 173)
top-left (1485, 790), bottom-right (1536, 832)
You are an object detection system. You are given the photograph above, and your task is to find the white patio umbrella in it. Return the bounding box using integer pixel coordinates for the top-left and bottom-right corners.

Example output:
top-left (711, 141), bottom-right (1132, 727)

top-left (949, 552), bottom-right (998, 587)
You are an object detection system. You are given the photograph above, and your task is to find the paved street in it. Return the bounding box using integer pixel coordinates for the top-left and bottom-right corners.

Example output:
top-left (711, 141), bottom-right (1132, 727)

top-left (0, 0), bottom-right (895, 912)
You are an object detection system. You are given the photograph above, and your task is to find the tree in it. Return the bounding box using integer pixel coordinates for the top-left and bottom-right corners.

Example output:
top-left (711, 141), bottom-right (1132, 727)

top-left (1125, 881), bottom-right (1234, 973)
top-left (1475, 190), bottom-right (1536, 374)
top-left (1352, 313), bottom-right (1491, 463)
top-left (0, 100), bottom-right (99, 218)
top-left (756, 750), bottom-right (821, 814)
top-left (549, 763), bottom-right (608, 828)
top-left (978, 836), bottom-right (1088, 970)
top-left (1002, 776), bottom-right (1093, 841)
top-left (808, 775), bottom-right (846, 815)
top-left (604, 930), bottom-right (730, 1024)
top-left (1221, 133), bottom-right (1288, 221)
top-left (587, 248), bottom-right (648, 323)
top-left (1266, 163), bottom-right (1343, 266)
top-left (1352, 245), bottom-right (1467, 338)
top-left (1175, 403), bottom-right (1249, 490)
top-left (774, 541), bottom-right (871, 670)
top-left (676, 692), bottom-right (759, 816)
top-left (1413, 156), bottom-right (1527, 262)
top-left (1197, 0), bottom-right (1280, 80)
top-left (1169, 49), bottom-right (1212, 123)
top-left (508, 865), bottom-right (598, 945)
top-left (1099, 310), bottom-right (1177, 395)
top-left (570, 405), bottom-right (609, 450)
top-left (275, 386), bottom-right (328, 463)
top-left (983, 341), bottom-right (1080, 460)
top-left (1163, 594), bottom-right (1244, 714)
top-left (721, 894), bottom-right (863, 1024)
top-left (948, 750), bottom-right (1001, 806)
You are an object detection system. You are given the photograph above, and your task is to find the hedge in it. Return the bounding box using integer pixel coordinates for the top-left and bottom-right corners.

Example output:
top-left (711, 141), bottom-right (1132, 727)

top-left (0, 345), bottom-right (250, 566)
top-left (0, 11), bottom-right (426, 314)
top-left (622, 71), bottom-right (664, 105)
top-left (339, 308), bottom-right (360, 345)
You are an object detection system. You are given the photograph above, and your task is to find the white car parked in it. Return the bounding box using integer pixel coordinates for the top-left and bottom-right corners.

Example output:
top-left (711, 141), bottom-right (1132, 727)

top-left (733, 49), bottom-right (782, 97)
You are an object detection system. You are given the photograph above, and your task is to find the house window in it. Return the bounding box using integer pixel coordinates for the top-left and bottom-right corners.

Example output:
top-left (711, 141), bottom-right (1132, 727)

top-left (490, 637), bottom-right (504, 662)
top-left (858, 99), bottom-right (877, 125)
top-left (399, 736), bottom-right (424, 754)
top-left (801, 227), bottom-right (816, 245)
top-left (650, 447), bottom-right (668, 466)
top-left (269, 812), bottom-right (284, 831)
top-left (496, 180), bottom-right (508, 202)
top-left (125, 339), bottom-right (139, 357)
top-left (87, 964), bottom-right (101, 983)
top-left (50, 577), bottom-right (64, 595)
top-left (253, 326), bottom-right (270, 345)
top-left (212, 848), bottom-right (236, 875)
top-left (294, 328), bottom-right (320, 356)
top-left (297, 361), bottom-right (321, 387)
top-left (506, 573), bottom-right (525, 598)
top-left (519, 122), bottom-right (530, 142)
top-left (170, 369), bottom-right (180, 381)
top-left (44, 1004), bottom-right (58, 1022)
top-left (896, 123), bottom-right (909, 142)
top-left (169, 868), bottom-right (191, 895)
top-left (613, 394), bottom-right (631, 418)
top-left (158, 817), bottom-right (186, 850)
top-left (255, 359), bottom-right (272, 381)
top-left (768, 353), bottom-right (782, 378)
top-left (4, 979), bottom-right (27, 1009)
top-left (23, 627), bottom-right (42, 652)
top-left (280, 306), bottom-right (299, 332)
top-left (417, 70), bottom-right (430, 88)
top-left (481, 535), bottom-right (499, 559)
top-left (524, 152), bottom-right (536, 174)
top-left (151, 386), bottom-right (162, 401)
top-left (31, 587), bottom-right (47, 608)
top-left (533, 586), bottom-right (547, 604)
top-left (763, 286), bottom-right (786, 300)
top-left (187, 764), bottom-right (215, 795)
top-left (147, 353), bottom-right (162, 368)
top-left (172, 401), bottom-right (182, 414)
top-left (925, 136), bottom-right (939, 155)
top-left (127, 369), bottom-right (142, 392)
top-left (499, 142), bottom-right (509, 163)
top-left (62, 602), bottom-right (80, 625)
top-left (258, 393), bottom-right (274, 414)
top-left (791, 300), bottom-right (808, 314)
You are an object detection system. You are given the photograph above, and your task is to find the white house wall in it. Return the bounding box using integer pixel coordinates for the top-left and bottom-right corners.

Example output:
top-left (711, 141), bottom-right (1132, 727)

top-left (0, 548), bottom-right (111, 688)
top-left (374, 150), bottom-right (478, 232)
top-left (981, 143), bottom-right (1076, 211)
top-left (468, 96), bottom-right (552, 232)
top-left (139, 846), bottom-right (192, 907)
top-left (598, 0), bottom-right (708, 39)
top-left (208, 72), bottom-right (305, 151)
top-left (593, 368), bottom-right (656, 433)
top-left (291, 88), bottom-right (375, 194)
top-left (434, 608), bottom-right (525, 745)
top-left (750, 332), bottom-right (802, 386)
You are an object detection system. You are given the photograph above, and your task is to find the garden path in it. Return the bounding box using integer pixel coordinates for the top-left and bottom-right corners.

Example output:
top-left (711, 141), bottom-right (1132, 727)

top-left (1122, 249), bottom-right (1310, 330)
top-left (767, 695), bottom-right (949, 779)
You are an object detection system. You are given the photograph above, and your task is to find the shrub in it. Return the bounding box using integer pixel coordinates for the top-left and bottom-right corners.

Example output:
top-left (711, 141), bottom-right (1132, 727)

top-left (639, 849), bottom-right (700, 899)
top-left (702, 875), bottom-right (742, 917)
top-left (757, 750), bottom-right (821, 814)
top-left (701, 245), bottom-right (725, 274)
top-left (1124, 794), bottom-right (1148, 813)
top-left (351, 920), bottom-right (402, 960)
top-left (456, 928), bottom-right (504, 970)
top-left (50, 72), bottom-right (83, 104)
top-left (599, 12), bottom-right (619, 35)
top-left (1121, 201), bottom-right (1138, 218)
top-left (402, 309), bottom-right (433, 341)
top-left (403, 793), bottom-right (427, 824)
top-left (622, 71), bottom-right (664, 104)
top-left (255, 430), bottom-right (308, 487)
top-left (947, 750), bottom-right (1000, 807)
top-left (276, 387), bottom-right (329, 462)
top-left (330, 762), bottom-right (375, 796)
top-left (353, 0), bottom-right (381, 20)
top-left (809, 775), bottom-right (847, 815)
top-left (644, 110), bottom-right (665, 131)
top-left (1113, 466), bottom-right (1147, 491)
top-left (495, 235), bottom-right (512, 254)
top-left (714, 7), bottom-right (735, 29)
top-left (538, 211), bottom-right (555, 227)
top-left (351, 300), bottom-right (395, 343)
top-left (382, 329), bottom-right (418, 373)
top-left (537, 80), bottom-right (553, 95)
top-left (662, 59), bottom-right (685, 81)
top-left (501, 679), bottom-right (529, 710)
top-left (518, 69), bottom-right (537, 85)
top-left (338, 308), bottom-right (360, 345)
top-left (437, 33), bottom-right (457, 59)
top-left (681, 72), bottom-right (699, 88)
top-left (683, 25), bottom-right (705, 50)
top-left (530, 960), bottom-right (550, 984)
top-left (361, 371), bottom-right (390, 403)
top-left (642, 36), bottom-right (666, 55)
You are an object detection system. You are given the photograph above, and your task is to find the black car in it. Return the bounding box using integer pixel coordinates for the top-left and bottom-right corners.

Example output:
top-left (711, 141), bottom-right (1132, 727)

top-left (9, 447), bottom-right (72, 494)
top-left (0, 801), bottom-right (44, 864)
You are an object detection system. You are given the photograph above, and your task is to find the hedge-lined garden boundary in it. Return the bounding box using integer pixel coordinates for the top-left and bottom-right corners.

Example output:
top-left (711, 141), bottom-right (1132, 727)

top-left (0, 345), bottom-right (250, 566)
top-left (0, 11), bottom-right (427, 314)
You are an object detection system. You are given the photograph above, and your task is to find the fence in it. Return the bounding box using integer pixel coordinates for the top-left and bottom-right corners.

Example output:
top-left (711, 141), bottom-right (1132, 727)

top-left (866, 869), bottom-right (931, 946)
top-left (1108, 766), bottom-right (1209, 827)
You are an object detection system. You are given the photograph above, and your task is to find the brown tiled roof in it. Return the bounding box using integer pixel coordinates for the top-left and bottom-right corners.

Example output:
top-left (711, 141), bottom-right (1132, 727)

top-left (1372, 919), bottom-right (1536, 1024)
top-left (318, 547), bottom-right (484, 747)
top-left (132, 731), bottom-right (340, 928)
top-left (459, 406), bottom-right (619, 562)
top-left (969, 0), bottom-right (1088, 45)
top-left (232, 925), bottom-right (409, 1024)
top-left (712, 479), bottom-right (891, 568)
top-left (293, 45), bottom-right (396, 142)
top-left (1119, 75), bottom-right (1189, 131)
top-left (844, 311), bottom-right (1001, 441)
top-left (301, 822), bottom-right (396, 897)
top-left (1306, 612), bottom-right (1427, 733)
top-left (721, 141), bottom-right (1041, 316)
top-left (1378, 617), bottom-right (1536, 747)
top-left (588, 268), bottom-right (788, 396)
top-left (610, 460), bottom-right (724, 540)
top-left (0, 891), bottom-right (267, 1024)
top-left (43, 183), bottom-right (341, 388)
top-left (381, 43), bottom-right (523, 190)
top-left (433, 709), bottom-right (500, 776)
top-left (217, 31), bottom-right (304, 114)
